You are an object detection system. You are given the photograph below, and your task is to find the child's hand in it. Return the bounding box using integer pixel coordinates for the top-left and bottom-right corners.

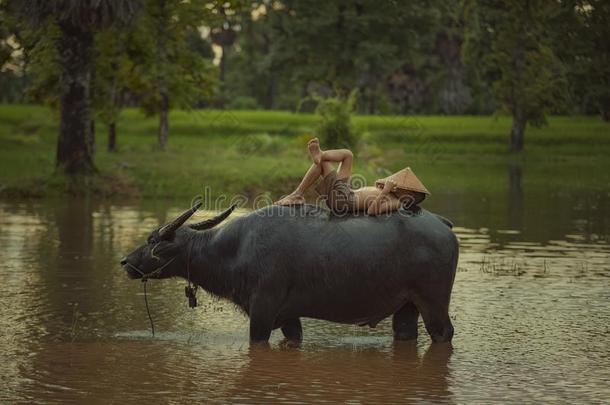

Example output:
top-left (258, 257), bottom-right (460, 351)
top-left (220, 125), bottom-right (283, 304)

top-left (382, 179), bottom-right (397, 193)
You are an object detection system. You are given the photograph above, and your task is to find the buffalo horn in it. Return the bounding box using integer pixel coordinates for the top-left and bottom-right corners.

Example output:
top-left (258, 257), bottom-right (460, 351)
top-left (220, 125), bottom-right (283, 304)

top-left (189, 204), bottom-right (237, 231)
top-left (158, 202), bottom-right (203, 238)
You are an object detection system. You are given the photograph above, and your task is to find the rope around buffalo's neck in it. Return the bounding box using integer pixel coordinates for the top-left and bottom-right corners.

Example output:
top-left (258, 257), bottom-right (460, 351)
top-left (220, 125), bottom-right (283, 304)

top-left (126, 258), bottom-right (176, 337)
top-left (143, 279), bottom-right (155, 336)
top-left (126, 239), bottom-right (194, 337)
top-left (185, 240), bottom-right (198, 307)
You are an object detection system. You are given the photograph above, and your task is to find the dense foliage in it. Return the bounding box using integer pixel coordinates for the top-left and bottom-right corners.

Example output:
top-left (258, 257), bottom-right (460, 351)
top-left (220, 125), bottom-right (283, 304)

top-left (0, 0), bottom-right (608, 172)
top-left (3, 0), bottom-right (606, 116)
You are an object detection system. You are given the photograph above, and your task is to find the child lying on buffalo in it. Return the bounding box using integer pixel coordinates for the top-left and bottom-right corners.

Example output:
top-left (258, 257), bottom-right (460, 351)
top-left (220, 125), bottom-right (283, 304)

top-left (274, 138), bottom-right (430, 215)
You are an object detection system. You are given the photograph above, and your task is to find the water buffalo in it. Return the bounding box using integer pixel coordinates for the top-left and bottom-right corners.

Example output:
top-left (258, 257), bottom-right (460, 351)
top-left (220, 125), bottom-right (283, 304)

top-left (121, 203), bottom-right (458, 343)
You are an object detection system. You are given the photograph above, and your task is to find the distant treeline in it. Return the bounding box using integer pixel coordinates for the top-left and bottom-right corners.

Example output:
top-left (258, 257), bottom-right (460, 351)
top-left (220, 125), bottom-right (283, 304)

top-left (0, 1), bottom-right (608, 173)
top-left (2, 1), bottom-right (608, 117)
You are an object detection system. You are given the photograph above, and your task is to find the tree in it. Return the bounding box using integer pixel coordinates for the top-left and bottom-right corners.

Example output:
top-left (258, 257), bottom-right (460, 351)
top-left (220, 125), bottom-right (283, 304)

top-left (92, 26), bottom-right (133, 152)
top-left (429, 0), bottom-right (476, 114)
top-left (0, 1), bottom-right (24, 102)
top-left (206, 0), bottom-right (250, 107)
top-left (13, 0), bottom-right (139, 173)
top-left (224, 2), bottom-right (284, 109)
top-left (463, 0), bottom-right (567, 152)
top-left (127, 0), bottom-right (216, 149)
top-left (549, 0), bottom-right (610, 120)
top-left (2, 2), bottom-right (61, 104)
top-left (579, 1), bottom-right (610, 120)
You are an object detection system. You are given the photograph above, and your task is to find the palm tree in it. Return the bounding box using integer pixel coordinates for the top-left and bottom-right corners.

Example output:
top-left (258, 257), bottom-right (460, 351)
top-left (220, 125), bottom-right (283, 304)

top-left (17, 0), bottom-right (139, 174)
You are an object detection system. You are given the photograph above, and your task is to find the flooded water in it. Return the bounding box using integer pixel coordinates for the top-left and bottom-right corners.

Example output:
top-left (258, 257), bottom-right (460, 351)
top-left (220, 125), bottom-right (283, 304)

top-left (1, 171), bottom-right (609, 403)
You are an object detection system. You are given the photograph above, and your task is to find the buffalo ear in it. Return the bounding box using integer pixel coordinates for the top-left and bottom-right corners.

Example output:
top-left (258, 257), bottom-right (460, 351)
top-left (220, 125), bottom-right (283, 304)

top-left (189, 204), bottom-right (237, 231)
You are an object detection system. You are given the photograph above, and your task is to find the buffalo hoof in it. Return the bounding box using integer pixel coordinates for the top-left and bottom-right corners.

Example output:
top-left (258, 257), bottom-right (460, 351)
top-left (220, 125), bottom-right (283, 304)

top-left (279, 338), bottom-right (301, 349)
top-left (430, 328), bottom-right (454, 343)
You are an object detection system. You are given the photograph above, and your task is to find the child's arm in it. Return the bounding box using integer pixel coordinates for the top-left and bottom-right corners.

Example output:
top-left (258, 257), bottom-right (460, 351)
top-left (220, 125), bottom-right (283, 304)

top-left (367, 197), bottom-right (401, 216)
top-left (367, 180), bottom-right (400, 215)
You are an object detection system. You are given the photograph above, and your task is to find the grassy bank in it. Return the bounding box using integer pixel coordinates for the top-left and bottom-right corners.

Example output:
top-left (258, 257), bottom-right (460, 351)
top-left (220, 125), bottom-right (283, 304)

top-left (0, 104), bottom-right (609, 200)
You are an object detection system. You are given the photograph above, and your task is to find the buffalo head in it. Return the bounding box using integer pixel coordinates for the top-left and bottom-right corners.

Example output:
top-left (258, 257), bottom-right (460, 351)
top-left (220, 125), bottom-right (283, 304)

top-left (121, 202), bottom-right (236, 280)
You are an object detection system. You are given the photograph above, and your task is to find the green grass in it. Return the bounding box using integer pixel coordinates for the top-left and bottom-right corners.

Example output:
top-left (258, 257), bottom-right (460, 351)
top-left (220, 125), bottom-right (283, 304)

top-left (0, 104), bottom-right (609, 200)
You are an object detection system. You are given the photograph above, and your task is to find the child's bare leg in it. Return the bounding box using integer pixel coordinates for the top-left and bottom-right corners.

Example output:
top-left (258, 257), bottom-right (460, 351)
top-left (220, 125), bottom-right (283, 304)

top-left (307, 138), bottom-right (353, 178)
top-left (320, 149), bottom-right (353, 178)
top-left (308, 138), bottom-right (323, 165)
top-left (320, 161), bottom-right (335, 177)
top-left (275, 164), bottom-right (321, 205)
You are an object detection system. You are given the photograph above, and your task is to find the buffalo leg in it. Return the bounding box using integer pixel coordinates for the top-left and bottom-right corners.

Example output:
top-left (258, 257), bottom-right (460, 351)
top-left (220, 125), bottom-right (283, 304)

top-left (414, 295), bottom-right (454, 343)
top-left (249, 314), bottom-right (274, 343)
top-left (422, 313), bottom-right (453, 343)
top-left (281, 318), bottom-right (303, 342)
top-left (392, 302), bottom-right (419, 341)
top-left (248, 295), bottom-right (277, 343)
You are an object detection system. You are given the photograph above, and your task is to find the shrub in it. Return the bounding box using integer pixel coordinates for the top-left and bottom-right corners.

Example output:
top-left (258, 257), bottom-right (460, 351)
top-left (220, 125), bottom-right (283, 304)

top-left (314, 90), bottom-right (360, 150)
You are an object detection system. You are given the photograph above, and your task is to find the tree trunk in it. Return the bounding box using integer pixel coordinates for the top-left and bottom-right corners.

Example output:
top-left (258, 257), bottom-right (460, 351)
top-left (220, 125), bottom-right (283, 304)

top-left (368, 83), bottom-right (377, 114)
top-left (217, 45), bottom-right (228, 108)
top-left (158, 92), bottom-right (169, 150)
top-left (108, 122), bottom-right (117, 152)
top-left (89, 59), bottom-right (96, 156)
top-left (56, 23), bottom-right (95, 174)
top-left (89, 119), bottom-right (96, 156)
top-left (220, 45), bottom-right (227, 83)
top-left (601, 102), bottom-right (610, 122)
top-left (107, 62), bottom-right (120, 152)
top-left (264, 71), bottom-right (275, 110)
top-left (510, 35), bottom-right (526, 153)
top-left (510, 105), bottom-right (526, 152)
top-left (155, 0), bottom-right (170, 148)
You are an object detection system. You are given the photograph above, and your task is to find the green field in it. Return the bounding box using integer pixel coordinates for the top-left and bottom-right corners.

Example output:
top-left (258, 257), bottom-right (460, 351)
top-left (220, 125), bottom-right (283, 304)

top-left (0, 104), bottom-right (609, 200)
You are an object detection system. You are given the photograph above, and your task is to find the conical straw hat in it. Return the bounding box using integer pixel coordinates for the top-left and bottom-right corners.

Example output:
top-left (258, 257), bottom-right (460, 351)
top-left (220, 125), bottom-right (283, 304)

top-left (376, 167), bottom-right (430, 195)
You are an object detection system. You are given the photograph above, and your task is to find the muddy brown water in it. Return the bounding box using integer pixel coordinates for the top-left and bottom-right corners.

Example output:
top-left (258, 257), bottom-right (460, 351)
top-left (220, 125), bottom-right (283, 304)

top-left (1, 184), bottom-right (609, 403)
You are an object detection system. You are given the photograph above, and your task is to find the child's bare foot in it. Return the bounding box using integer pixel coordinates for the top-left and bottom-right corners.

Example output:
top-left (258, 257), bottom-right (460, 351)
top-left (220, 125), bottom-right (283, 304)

top-left (308, 138), bottom-right (322, 165)
top-left (274, 192), bottom-right (305, 206)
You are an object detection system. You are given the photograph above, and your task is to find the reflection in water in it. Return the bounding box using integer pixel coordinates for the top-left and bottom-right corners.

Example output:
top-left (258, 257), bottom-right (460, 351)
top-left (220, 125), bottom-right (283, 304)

top-left (12, 339), bottom-right (454, 403)
top-left (1, 180), bottom-right (609, 403)
top-left (52, 198), bottom-right (95, 336)
top-left (228, 343), bottom-right (453, 404)
top-left (508, 162), bottom-right (523, 231)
